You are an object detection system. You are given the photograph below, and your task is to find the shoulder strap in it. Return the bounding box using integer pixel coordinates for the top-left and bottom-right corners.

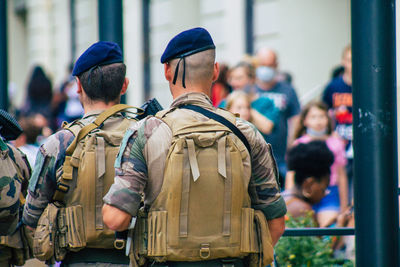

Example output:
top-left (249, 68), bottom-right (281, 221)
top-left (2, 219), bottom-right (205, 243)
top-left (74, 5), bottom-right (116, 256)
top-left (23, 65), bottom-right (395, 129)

top-left (65, 104), bottom-right (138, 156)
top-left (53, 104), bottom-right (139, 203)
top-left (180, 104), bottom-right (251, 154)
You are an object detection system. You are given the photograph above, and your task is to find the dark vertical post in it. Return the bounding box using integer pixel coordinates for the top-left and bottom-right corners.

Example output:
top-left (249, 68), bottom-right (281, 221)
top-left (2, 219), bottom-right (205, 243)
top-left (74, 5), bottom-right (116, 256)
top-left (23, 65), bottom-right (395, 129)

top-left (98, 0), bottom-right (125, 103)
top-left (351, 1), bottom-right (399, 266)
top-left (142, 0), bottom-right (151, 100)
top-left (245, 0), bottom-right (254, 55)
top-left (0, 1), bottom-right (8, 110)
top-left (70, 0), bottom-right (76, 62)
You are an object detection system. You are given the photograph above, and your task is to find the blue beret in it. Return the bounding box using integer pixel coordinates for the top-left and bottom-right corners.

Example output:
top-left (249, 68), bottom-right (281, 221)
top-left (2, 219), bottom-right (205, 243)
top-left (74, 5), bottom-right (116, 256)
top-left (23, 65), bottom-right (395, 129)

top-left (72, 41), bottom-right (123, 76)
top-left (161, 27), bottom-right (215, 63)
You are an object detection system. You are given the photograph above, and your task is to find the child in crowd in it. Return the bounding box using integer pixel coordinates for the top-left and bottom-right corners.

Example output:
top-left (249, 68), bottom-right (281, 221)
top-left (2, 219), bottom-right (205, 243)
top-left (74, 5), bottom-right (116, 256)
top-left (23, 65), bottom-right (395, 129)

top-left (226, 91), bottom-right (275, 134)
top-left (283, 140), bottom-right (334, 221)
top-left (286, 101), bottom-right (349, 227)
top-left (227, 61), bottom-right (255, 92)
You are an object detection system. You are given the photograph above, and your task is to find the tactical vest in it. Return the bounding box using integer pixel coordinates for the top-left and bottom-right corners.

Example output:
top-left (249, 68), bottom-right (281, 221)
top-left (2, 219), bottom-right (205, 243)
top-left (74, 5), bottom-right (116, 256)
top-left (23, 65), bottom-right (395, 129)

top-left (0, 141), bottom-right (31, 265)
top-left (33, 104), bottom-right (139, 261)
top-left (130, 107), bottom-right (273, 266)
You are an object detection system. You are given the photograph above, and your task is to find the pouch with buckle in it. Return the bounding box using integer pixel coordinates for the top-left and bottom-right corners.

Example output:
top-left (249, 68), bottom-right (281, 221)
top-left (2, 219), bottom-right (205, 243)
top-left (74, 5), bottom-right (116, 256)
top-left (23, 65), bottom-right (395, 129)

top-left (33, 203), bottom-right (59, 261)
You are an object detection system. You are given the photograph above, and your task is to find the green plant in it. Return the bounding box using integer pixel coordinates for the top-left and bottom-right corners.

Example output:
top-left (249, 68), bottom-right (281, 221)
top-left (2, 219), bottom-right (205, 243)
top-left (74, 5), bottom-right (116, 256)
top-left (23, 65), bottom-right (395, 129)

top-left (275, 213), bottom-right (354, 267)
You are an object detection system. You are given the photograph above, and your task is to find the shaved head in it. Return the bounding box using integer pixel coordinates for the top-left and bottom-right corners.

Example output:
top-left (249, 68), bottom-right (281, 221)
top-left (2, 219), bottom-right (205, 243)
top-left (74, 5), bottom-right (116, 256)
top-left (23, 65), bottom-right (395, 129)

top-left (169, 49), bottom-right (216, 86)
top-left (256, 47), bottom-right (278, 68)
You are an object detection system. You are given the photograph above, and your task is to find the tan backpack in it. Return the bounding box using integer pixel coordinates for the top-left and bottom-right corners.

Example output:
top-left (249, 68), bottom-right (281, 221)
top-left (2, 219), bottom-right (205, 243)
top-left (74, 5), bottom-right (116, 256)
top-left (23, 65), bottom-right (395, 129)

top-left (131, 106), bottom-right (273, 266)
top-left (33, 104), bottom-right (139, 261)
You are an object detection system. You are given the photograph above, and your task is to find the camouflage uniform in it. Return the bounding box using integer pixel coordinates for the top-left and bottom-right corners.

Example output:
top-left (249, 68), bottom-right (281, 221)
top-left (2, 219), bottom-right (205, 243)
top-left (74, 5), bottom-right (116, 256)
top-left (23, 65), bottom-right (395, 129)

top-left (0, 140), bottom-right (31, 266)
top-left (104, 92), bottom-right (287, 265)
top-left (22, 111), bottom-right (132, 266)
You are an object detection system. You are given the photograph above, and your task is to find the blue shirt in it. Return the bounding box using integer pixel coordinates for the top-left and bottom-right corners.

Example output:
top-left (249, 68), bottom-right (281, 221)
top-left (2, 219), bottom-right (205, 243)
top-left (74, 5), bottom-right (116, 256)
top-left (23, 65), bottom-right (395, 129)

top-left (322, 76), bottom-right (353, 158)
top-left (255, 82), bottom-right (301, 163)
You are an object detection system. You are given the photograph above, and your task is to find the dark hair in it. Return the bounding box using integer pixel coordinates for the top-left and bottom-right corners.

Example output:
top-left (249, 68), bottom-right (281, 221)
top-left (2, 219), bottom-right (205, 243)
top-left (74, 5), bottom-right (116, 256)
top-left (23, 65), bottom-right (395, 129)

top-left (78, 63), bottom-right (126, 103)
top-left (18, 116), bottom-right (41, 144)
top-left (293, 101), bottom-right (333, 140)
top-left (27, 66), bottom-right (53, 102)
top-left (287, 140), bottom-right (334, 186)
top-left (215, 63), bottom-right (232, 92)
top-left (331, 65), bottom-right (345, 79)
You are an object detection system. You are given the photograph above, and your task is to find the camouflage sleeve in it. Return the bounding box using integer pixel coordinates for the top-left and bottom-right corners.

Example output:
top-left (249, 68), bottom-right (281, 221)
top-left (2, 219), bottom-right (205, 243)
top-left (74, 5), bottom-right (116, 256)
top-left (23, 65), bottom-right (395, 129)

top-left (0, 173), bottom-right (20, 235)
top-left (8, 145), bottom-right (32, 195)
top-left (0, 144), bottom-right (27, 235)
top-left (103, 117), bottom-right (165, 216)
top-left (22, 130), bottom-right (74, 228)
top-left (236, 118), bottom-right (287, 220)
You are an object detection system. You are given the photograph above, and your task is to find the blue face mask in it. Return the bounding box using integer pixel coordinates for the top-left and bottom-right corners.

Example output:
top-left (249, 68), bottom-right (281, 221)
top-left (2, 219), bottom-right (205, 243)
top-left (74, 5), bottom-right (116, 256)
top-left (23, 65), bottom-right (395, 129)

top-left (256, 66), bottom-right (276, 83)
top-left (306, 127), bottom-right (328, 137)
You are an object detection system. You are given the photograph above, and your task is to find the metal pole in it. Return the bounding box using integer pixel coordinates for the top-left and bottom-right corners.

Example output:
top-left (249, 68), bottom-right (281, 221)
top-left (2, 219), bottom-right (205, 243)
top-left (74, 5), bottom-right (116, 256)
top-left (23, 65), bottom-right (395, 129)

top-left (351, 1), bottom-right (399, 266)
top-left (0, 1), bottom-right (8, 110)
top-left (70, 0), bottom-right (76, 62)
top-left (142, 0), bottom-right (150, 100)
top-left (245, 0), bottom-right (253, 55)
top-left (98, 0), bottom-right (125, 103)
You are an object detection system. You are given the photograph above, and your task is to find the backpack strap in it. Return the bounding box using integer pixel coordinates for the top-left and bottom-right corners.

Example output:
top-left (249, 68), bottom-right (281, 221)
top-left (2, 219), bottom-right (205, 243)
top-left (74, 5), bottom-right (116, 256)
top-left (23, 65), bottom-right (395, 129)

top-left (53, 104), bottom-right (139, 203)
top-left (180, 104), bottom-right (252, 154)
top-left (65, 104), bottom-right (138, 156)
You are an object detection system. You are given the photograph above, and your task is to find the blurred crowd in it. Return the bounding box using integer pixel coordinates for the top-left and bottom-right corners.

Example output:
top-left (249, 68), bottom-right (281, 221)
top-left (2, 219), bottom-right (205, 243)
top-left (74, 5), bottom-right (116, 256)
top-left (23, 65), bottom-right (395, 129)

top-left (211, 45), bottom-right (354, 260)
top-left (10, 63), bottom-right (84, 167)
top-left (8, 44), bottom-right (354, 261)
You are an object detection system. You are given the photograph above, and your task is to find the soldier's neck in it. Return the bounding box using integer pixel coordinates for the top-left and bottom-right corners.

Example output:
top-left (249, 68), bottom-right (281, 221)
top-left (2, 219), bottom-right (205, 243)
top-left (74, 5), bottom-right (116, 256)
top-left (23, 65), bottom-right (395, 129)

top-left (83, 101), bottom-right (118, 113)
top-left (171, 85), bottom-right (212, 100)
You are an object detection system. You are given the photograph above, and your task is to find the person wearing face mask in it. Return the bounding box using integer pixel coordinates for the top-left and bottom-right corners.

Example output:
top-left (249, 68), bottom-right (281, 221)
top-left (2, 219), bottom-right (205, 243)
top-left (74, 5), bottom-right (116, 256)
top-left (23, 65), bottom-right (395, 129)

top-left (254, 48), bottom-right (301, 188)
top-left (283, 140), bottom-right (334, 223)
top-left (285, 101), bottom-right (349, 227)
top-left (225, 90), bottom-right (277, 134)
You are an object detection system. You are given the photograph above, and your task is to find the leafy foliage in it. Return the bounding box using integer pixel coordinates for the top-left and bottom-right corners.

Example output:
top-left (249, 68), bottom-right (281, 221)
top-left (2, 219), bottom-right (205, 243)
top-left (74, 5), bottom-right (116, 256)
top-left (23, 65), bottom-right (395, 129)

top-left (275, 213), bottom-right (354, 267)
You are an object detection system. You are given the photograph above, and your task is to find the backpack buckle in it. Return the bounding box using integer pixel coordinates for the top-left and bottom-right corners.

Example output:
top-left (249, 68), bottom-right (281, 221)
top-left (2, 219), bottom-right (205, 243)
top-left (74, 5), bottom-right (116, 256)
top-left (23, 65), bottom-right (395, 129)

top-left (114, 239), bottom-right (126, 250)
top-left (56, 183), bottom-right (70, 193)
top-left (199, 243), bottom-right (210, 259)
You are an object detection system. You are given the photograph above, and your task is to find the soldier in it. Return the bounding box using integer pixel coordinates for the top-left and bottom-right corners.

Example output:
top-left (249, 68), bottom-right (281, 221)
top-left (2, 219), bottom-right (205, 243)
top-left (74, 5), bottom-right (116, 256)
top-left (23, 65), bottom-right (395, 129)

top-left (103, 28), bottom-right (286, 267)
top-left (0, 110), bottom-right (31, 266)
top-left (23, 41), bottom-right (134, 266)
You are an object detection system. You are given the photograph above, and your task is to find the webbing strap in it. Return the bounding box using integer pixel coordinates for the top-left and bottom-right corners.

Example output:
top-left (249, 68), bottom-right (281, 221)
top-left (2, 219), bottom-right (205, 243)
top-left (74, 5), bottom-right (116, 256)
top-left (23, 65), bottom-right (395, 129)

top-left (223, 148), bottom-right (232, 236)
top-left (180, 105), bottom-right (251, 154)
top-left (55, 104), bottom-right (137, 203)
top-left (95, 136), bottom-right (105, 230)
top-left (186, 139), bottom-right (200, 182)
top-left (65, 104), bottom-right (136, 156)
top-left (217, 136), bottom-right (227, 179)
top-left (180, 148), bottom-right (190, 237)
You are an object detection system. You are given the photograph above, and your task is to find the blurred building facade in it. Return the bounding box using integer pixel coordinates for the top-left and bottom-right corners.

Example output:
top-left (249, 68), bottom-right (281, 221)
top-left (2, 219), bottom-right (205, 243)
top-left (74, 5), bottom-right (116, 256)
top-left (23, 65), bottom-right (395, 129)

top-left (8, 0), bottom-right (351, 109)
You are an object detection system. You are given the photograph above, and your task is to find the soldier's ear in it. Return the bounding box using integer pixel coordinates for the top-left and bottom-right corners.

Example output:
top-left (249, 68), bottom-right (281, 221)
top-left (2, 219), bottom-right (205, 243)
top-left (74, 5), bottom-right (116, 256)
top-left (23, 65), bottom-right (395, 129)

top-left (212, 62), bottom-right (220, 82)
top-left (164, 63), bottom-right (172, 82)
top-left (121, 77), bottom-right (129, 95)
top-left (76, 77), bottom-right (83, 94)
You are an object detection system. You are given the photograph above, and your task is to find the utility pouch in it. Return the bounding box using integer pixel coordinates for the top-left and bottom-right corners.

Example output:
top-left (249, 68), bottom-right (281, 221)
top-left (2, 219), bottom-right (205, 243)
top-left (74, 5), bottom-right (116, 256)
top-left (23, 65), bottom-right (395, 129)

top-left (131, 207), bottom-right (148, 267)
top-left (33, 203), bottom-right (59, 261)
top-left (65, 205), bottom-right (86, 251)
top-left (147, 210), bottom-right (167, 257)
top-left (240, 208), bottom-right (258, 253)
top-left (252, 210), bottom-right (274, 267)
top-left (55, 207), bottom-right (67, 261)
